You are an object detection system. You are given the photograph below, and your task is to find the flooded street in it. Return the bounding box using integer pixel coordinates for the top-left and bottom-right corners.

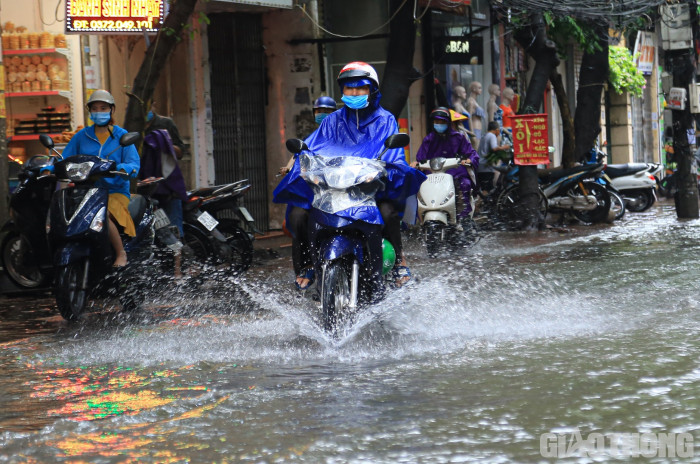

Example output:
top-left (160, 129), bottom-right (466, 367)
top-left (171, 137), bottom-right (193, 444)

top-left (2, 200), bottom-right (700, 462)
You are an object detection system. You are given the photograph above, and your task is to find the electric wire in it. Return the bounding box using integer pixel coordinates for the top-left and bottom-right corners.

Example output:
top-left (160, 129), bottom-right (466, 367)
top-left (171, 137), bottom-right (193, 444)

top-left (295, 0), bottom-right (409, 39)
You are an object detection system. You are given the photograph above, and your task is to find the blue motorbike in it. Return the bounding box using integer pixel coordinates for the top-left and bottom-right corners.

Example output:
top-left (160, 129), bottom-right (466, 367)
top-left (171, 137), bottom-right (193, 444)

top-left (285, 134), bottom-right (410, 333)
top-left (40, 134), bottom-right (178, 320)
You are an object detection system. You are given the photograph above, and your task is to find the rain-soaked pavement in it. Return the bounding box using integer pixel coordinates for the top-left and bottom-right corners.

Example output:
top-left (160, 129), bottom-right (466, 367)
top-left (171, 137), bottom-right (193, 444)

top-left (2, 199), bottom-right (700, 462)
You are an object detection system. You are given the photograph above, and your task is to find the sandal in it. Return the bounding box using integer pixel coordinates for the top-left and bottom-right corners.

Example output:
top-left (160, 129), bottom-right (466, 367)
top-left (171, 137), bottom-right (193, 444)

top-left (295, 268), bottom-right (315, 291)
top-left (392, 265), bottom-right (412, 288)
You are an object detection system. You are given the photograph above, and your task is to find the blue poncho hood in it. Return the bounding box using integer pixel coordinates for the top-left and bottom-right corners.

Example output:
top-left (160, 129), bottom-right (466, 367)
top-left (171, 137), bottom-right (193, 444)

top-left (273, 98), bottom-right (425, 225)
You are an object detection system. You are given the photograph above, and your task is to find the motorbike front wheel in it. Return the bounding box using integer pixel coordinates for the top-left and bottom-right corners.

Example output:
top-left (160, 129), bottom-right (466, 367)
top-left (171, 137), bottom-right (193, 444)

top-left (1, 232), bottom-right (48, 289)
top-left (496, 185), bottom-right (548, 230)
top-left (424, 221), bottom-right (444, 258)
top-left (321, 261), bottom-right (351, 334)
top-left (182, 223), bottom-right (215, 267)
top-left (609, 190), bottom-right (626, 220)
top-left (572, 182), bottom-right (611, 224)
top-left (624, 188), bottom-right (655, 212)
top-left (55, 259), bottom-right (89, 321)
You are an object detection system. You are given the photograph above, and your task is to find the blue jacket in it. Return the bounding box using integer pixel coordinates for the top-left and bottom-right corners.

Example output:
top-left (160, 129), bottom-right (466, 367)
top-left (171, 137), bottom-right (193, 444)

top-left (273, 98), bottom-right (425, 224)
top-left (60, 125), bottom-right (140, 197)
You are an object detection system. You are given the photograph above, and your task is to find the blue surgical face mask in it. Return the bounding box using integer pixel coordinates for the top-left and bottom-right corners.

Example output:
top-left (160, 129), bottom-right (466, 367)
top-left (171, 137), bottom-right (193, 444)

top-left (147, 111), bottom-right (154, 122)
top-left (434, 123), bottom-right (448, 133)
top-left (315, 113), bottom-right (328, 124)
top-left (341, 94), bottom-right (369, 110)
top-left (90, 112), bottom-right (111, 126)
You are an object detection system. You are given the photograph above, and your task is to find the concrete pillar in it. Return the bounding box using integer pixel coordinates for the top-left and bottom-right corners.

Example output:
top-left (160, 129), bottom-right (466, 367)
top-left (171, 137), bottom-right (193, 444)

top-left (608, 91), bottom-right (634, 163)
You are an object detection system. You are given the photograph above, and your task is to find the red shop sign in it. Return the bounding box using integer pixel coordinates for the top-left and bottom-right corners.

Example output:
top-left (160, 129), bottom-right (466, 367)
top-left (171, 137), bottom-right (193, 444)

top-left (511, 114), bottom-right (550, 166)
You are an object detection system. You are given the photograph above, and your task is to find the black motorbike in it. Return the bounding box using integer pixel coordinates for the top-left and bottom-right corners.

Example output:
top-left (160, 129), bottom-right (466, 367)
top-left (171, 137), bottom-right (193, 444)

top-left (183, 181), bottom-right (257, 274)
top-left (1, 153), bottom-right (58, 289)
top-left (40, 133), bottom-right (179, 320)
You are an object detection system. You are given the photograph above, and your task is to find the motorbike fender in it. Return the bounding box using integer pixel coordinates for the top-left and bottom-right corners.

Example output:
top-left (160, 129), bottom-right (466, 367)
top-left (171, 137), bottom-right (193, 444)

top-left (1, 220), bottom-right (18, 234)
top-left (422, 211), bottom-right (449, 225)
top-left (319, 235), bottom-right (364, 264)
top-left (417, 173), bottom-right (456, 225)
top-left (54, 242), bottom-right (91, 267)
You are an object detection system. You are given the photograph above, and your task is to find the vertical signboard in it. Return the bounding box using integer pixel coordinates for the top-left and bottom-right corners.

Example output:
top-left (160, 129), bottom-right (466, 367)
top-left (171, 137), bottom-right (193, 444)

top-left (634, 31), bottom-right (655, 75)
top-left (511, 114), bottom-right (550, 165)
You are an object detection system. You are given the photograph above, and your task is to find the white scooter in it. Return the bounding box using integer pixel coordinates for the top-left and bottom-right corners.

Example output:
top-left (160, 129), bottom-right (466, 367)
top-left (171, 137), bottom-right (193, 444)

top-left (416, 156), bottom-right (477, 257)
top-left (605, 163), bottom-right (657, 212)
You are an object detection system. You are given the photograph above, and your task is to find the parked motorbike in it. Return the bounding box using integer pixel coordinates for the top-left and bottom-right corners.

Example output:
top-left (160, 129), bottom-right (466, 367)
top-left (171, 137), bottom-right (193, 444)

top-left (497, 163), bottom-right (610, 225)
top-left (185, 180), bottom-right (257, 273)
top-left (286, 133), bottom-right (410, 334)
top-left (40, 133), bottom-right (178, 320)
top-left (587, 144), bottom-right (657, 212)
top-left (1, 153), bottom-right (58, 289)
top-left (416, 156), bottom-right (478, 257)
top-left (604, 164), bottom-right (657, 212)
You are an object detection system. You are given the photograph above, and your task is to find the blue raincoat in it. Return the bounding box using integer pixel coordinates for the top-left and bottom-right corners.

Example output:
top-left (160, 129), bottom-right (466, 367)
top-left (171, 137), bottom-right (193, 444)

top-left (58, 125), bottom-right (140, 197)
top-left (273, 100), bottom-right (426, 225)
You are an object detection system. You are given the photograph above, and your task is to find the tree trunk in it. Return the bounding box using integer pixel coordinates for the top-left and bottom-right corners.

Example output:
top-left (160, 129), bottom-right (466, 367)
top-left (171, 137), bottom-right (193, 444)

top-left (379, 0), bottom-right (417, 118)
top-left (573, 24), bottom-right (608, 164)
top-left (0, 21), bottom-right (8, 223)
top-left (514, 13), bottom-right (560, 230)
top-left (123, 0), bottom-right (201, 133)
top-left (668, 51), bottom-right (699, 218)
top-left (549, 68), bottom-right (575, 168)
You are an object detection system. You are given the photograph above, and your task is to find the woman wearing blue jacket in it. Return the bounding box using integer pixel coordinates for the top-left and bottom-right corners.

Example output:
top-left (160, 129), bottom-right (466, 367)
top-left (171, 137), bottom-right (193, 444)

top-left (60, 90), bottom-right (140, 267)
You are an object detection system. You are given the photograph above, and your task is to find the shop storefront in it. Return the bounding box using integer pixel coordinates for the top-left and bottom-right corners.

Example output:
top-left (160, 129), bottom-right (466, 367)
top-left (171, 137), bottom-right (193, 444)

top-left (0, 0), bottom-right (85, 184)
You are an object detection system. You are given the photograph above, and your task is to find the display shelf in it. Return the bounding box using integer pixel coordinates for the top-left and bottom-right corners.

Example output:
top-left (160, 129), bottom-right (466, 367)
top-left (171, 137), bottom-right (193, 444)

top-left (8, 133), bottom-right (62, 142)
top-left (5, 90), bottom-right (71, 98)
top-left (3, 48), bottom-right (69, 57)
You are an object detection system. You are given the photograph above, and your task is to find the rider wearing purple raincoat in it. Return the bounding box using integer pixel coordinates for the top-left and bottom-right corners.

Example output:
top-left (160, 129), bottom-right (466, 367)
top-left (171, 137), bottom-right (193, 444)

top-left (415, 107), bottom-right (480, 216)
top-left (273, 61), bottom-right (425, 290)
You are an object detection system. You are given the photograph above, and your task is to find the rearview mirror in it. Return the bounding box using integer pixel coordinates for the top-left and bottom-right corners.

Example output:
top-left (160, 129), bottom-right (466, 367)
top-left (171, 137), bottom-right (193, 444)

top-left (384, 133), bottom-right (410, 149)
top-left (285, 139), bottom-right (308, 154)
top-left (39, 134), bottom-right (54, 149)
top-left (119, 132), bottom-right (141, 147)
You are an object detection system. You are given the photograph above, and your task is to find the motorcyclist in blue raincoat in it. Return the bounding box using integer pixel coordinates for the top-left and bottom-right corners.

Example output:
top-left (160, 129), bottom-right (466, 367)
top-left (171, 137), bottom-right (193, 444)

top-left (274, 61), bottom-right (425, 291)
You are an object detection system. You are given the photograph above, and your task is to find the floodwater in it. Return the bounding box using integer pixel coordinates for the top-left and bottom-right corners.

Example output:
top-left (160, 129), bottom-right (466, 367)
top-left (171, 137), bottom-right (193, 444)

top-left (2, 200), bottom-right (700, 463)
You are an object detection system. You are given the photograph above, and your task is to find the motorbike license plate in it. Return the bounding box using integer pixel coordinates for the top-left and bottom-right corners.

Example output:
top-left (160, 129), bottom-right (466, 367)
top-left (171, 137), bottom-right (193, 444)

top-left (239, 206), bottom-right (255, 222)
top-left (197, 211), bottom-right (219, 231)
top-left (153, 208), bottom-right (171, 230)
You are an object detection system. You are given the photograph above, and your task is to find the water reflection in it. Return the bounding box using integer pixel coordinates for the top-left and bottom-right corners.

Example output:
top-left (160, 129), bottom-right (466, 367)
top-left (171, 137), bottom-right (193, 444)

top-left (2, 201), bottom-right (700, 462)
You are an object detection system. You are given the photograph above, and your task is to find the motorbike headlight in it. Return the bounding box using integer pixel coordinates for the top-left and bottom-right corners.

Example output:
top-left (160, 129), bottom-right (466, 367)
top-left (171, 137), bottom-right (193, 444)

top-left (90, 206), bottom-right (106, 232)
top-left (429, 158), bottom-right (447, 171)
top-left (65, 161), bottom-right (94, 181)
top-left (439, 190), bottom-right (455, 206)
top-left (325, 169), bottom-right (355, 189)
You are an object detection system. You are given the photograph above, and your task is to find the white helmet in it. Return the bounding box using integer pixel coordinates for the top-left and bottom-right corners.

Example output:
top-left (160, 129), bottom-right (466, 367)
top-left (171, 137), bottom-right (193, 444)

top-left (337, 61), bottom-right (379, 91)
top-left (86, 89), bottom-right (115, 108)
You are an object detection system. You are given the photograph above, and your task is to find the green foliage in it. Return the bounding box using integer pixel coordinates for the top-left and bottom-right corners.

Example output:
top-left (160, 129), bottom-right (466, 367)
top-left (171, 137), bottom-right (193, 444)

top-left (543, 12), bottom-right (603, 56)
top-left (608, 46), bottom-right (646, 97)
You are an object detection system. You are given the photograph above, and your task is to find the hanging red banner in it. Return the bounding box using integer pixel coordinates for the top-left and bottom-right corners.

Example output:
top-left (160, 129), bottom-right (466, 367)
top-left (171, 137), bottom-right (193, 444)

top-left (511, 114), bottom-right (550, 165)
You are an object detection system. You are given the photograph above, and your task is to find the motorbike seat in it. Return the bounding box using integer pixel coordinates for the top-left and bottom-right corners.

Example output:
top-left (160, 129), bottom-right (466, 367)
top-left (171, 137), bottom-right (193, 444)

top-left (605, 163), bottom-right (649, 178)
top-left (128, 194), bottom-right (148, 225)
top-left (537, 164), bottom-right (597, 184)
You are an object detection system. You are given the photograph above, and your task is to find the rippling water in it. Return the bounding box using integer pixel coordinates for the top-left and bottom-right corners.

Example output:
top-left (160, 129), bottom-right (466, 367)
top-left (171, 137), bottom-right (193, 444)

top-left (2, 200), bottom-right (700, 462)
